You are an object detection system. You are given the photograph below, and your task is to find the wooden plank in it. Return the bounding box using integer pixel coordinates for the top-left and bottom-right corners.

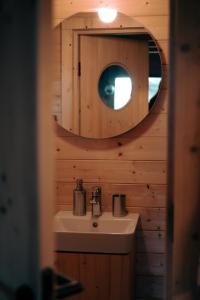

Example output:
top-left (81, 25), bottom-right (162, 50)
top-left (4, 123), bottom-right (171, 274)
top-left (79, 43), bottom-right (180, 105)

top-left (55, 112), bottom-right (168, 138)
top-left (158, 40), bottom-right (169, 65)
top-left (55, 135), bottom-right (167, 161)
top-left (52, 24), bottom-right (61, 82)
top-left (0, 0), bottom-right (53, 297)
top-left (152, 88), bottom-right (168, 114)
top-left (57, 14), bottom-right (169, 40)
top-left (136, 275), bottom-right (164, 298)
top-left (55, 252), bottom-right (80, 281)
top-left (61, 27), bottom-right (75, 131)
top-left (53, 0), bottom-right (169, 24)
top-left (168, 0), bottom-right (200, 299)
top-left (62, 11), bottom-right (144, 30)
top-left (136, 253), bottom-right (166, 276)
top-left (136, 231), bottom-right (165, 253)
top-left (109, 255), bottom-right (124, 300)
top-left (55, 251), bottom-right (136, 300)
top-left (52, 24), bottom-right (62, 121)
top-left (121, 251), bottom-right (135, 299)
top-left (161, 64), bottom-right (168, 89)
top-left (128, 207), bottom-right (166, 231)
top-left (55, 252), bottom-right (81, 300)
top-left (56, 182), bottom-right (167, 208)
top-left (38, 0), bottom-right (55, 270)
top-left (79, 254), bottom-right (110, 300)
top-left (55, 160), bottom-right (167, 184)
top-left (135, 15), bottom-right (169, 40)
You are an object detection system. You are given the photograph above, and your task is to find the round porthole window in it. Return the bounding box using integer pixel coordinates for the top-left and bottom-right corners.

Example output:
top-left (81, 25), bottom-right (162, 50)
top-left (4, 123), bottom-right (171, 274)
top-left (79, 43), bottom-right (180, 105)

top-left (98, 65), bottom-right (133, 110)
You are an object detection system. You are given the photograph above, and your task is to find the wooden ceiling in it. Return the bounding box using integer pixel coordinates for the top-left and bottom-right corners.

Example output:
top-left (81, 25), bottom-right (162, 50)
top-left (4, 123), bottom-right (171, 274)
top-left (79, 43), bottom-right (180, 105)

top-left (52, 0), bottom-right (169, 26)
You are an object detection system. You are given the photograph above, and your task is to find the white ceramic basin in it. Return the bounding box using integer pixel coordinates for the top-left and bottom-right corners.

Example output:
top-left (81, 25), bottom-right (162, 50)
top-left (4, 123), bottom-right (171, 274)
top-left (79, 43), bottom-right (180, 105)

top-left (54, 211), bottom-right (139, 254)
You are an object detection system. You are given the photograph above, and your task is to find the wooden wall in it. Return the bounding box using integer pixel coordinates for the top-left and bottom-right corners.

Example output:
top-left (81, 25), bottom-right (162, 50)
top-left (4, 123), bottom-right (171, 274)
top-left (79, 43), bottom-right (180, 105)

top-left (52, 1), bottom-right (169, 299)
top-left (0, 0), bottom-right (53, 297)
top-left (167, 0), bottom-right (200, 299)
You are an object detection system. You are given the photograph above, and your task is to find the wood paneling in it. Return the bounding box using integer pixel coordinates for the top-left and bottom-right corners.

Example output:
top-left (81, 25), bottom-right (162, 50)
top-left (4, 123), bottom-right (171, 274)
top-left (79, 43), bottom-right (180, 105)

top-left (55, 135), bottom-right (167, 160)
top-left (56, 182), bottom-right (166, 208)
top-left (55, 252), bottom-right (81, 300)
top-left (136, 231), bottom-right (165, 253)
top-left (0, 0), bottom-right (53, 296)
top-left (53, 0), bottom-right (169, 26)
top-left (55, 251), bottom-right (135, 300)
top-left (52, 24), bottom-right (62, 123)
top-left (167, 0), bottom-right (200, 299)
top-left (53, 0), bottom-right (168, 298)
top-left (55, 112), bottom-right (168, 138)
top-left (56, 160), bottom-right (166, 184)
top-left (136, 253), bottom-right (165, 276)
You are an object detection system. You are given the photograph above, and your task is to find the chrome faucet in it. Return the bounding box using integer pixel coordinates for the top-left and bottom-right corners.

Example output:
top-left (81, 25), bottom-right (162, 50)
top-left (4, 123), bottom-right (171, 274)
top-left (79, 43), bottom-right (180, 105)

top-left (90, 186), bottom-right (102, 217)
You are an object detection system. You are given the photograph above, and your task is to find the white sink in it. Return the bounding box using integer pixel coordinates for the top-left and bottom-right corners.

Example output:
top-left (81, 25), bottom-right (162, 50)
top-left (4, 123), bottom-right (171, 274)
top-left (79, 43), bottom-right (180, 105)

top-left (54, 211), bottom-right (139, 254)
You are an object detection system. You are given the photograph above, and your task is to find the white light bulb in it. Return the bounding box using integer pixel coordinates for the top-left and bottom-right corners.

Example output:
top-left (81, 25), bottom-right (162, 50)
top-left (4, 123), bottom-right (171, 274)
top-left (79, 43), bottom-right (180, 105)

top-left (98, 8), bottom-right (117, 23)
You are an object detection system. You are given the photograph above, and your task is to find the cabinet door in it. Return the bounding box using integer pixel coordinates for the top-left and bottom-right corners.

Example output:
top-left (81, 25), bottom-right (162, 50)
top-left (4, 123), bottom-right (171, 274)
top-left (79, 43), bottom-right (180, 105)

top-left (55, 251), bottom-right (135, 300)
top-left (55, 252), bottom-right (81, 300)
top-left (79, 254), bottom-right (110, 300)
top-left (110, 253), bottom-right (135, 300)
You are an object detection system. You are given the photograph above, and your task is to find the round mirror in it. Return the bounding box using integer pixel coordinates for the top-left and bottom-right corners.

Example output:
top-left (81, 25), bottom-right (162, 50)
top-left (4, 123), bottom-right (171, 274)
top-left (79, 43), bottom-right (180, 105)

top-left (53, 12), bottom-right (163, 139)
top-left (98, 65), bottom-right (132, 110)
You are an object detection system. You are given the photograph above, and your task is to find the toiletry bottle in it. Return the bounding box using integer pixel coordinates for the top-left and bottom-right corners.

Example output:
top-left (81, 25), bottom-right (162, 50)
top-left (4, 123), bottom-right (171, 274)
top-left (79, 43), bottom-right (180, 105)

top-left (73, 179), bottom-right (86, 216)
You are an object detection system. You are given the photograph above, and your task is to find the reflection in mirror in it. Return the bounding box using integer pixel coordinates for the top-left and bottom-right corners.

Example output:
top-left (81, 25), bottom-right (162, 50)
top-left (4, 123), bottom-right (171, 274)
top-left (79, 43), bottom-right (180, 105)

top-left (98, 65), bottom-right (132, 110)
top-left (54, 12), bottom-right (163, 139)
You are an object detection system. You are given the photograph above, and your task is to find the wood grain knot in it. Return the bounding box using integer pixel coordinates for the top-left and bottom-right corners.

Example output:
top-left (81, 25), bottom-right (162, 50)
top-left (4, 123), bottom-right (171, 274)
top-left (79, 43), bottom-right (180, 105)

top-left (190, 145), bottom-right (199, 153)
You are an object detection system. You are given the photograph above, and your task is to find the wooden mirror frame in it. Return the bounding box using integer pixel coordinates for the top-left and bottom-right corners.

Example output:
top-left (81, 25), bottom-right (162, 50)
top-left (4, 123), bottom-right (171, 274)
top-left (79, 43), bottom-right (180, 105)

top-left (53, 12), bottom-right (164, 138)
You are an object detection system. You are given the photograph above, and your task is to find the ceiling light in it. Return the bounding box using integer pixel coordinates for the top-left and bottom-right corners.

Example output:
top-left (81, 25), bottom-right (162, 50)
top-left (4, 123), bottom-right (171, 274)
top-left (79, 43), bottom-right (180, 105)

top-left (98, 8), bottom-right (117, 23)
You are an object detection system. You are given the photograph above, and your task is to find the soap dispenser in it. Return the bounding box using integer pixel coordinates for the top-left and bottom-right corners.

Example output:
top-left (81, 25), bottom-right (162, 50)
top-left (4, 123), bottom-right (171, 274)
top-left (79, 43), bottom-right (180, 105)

top-left (73, 179), bottom-right (86, 216)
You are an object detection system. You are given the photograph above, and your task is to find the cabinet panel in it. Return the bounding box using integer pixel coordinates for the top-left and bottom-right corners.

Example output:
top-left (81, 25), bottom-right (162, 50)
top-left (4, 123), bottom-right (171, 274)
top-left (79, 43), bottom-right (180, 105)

top-left (55, 252), bottom-right (81, 300)
top-left (55, 251), bottom-right (135, 300)
top-left (79, 254), bottom-right (110, 300)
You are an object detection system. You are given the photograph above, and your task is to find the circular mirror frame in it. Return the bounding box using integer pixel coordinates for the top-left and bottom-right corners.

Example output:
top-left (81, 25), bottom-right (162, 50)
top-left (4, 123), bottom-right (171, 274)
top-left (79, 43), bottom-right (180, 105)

top-left (54, 11), bottom-right (164, 139)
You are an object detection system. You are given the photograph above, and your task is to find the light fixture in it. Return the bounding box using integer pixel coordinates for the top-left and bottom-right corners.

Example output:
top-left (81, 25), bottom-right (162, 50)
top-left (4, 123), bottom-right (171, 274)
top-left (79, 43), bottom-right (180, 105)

top-left (98, 8), bottom-right (117, 23)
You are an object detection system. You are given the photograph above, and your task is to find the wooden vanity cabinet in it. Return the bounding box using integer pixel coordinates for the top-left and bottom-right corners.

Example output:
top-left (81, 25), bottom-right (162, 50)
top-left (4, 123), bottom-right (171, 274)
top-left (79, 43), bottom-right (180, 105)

top-left (55, 248), bottom-right (135, 300)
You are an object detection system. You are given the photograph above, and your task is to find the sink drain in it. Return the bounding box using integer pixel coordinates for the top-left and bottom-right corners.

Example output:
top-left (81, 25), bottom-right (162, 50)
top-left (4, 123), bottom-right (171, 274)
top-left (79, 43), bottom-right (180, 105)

top-left (92, 222), bottom-right (98, 228)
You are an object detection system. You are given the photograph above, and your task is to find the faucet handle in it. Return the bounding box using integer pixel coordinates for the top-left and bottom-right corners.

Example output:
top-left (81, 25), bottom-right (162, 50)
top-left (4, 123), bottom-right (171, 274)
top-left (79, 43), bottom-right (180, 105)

top-left (90, 187), bottom-right (101, 204)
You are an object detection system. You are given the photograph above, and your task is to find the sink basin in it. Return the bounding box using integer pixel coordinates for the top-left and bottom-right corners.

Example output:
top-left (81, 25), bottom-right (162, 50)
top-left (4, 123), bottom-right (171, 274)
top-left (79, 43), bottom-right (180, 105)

top-left (54, 211), bottom-right (139, 254)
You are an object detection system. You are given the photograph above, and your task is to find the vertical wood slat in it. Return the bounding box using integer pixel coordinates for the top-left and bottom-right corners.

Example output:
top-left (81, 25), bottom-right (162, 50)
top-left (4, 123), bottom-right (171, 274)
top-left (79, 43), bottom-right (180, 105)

top-left (80, 254), bottom-right (110, 300)
top-left (0, 0), bottom-right (37, 296)
top-left (0, 0), bottom-right (53, 298)
top-left (168, 0), bottom-right (200, 299)
top-left (55, 252), bottom-right (81, 300)
top-left (55, 251), bottom-right (135, 300)
top-left (37, 0), bottom-right (54, 271)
